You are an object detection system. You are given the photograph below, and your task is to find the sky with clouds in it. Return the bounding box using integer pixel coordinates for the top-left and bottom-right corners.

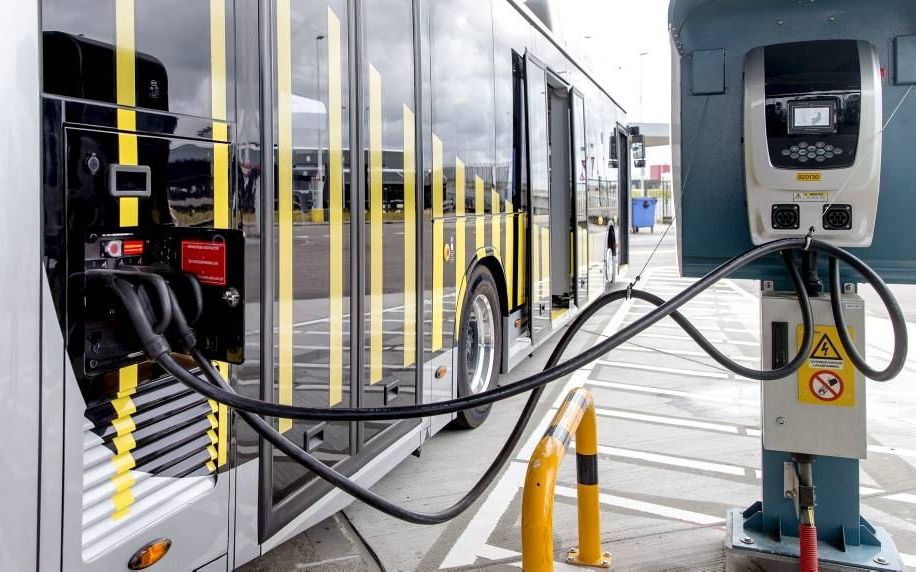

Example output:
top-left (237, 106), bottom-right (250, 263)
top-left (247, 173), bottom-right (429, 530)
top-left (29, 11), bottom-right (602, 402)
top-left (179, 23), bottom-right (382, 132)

top-left (554, 0), bottom-right (673, 125)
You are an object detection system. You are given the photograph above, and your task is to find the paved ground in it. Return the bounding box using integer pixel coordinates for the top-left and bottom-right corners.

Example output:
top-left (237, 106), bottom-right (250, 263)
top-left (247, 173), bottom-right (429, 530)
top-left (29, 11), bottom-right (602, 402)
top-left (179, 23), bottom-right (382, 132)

top-left (254, 227), bottom-right (916, 570)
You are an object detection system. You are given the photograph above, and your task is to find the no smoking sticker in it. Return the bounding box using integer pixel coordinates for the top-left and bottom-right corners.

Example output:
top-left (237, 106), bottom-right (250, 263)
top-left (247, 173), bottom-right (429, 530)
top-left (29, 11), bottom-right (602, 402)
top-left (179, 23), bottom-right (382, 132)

top-left (797, 324), bottom-right (856, 407)
top-left (809, 370), bottom-right (844, 402)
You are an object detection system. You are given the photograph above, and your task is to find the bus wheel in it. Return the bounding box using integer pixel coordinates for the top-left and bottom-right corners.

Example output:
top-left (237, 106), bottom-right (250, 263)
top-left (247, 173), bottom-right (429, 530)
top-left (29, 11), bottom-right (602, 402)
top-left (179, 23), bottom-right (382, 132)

top-left (454, 266), bottom-right (502, 429)
top-left (605, 248), bottom-right (618, 285)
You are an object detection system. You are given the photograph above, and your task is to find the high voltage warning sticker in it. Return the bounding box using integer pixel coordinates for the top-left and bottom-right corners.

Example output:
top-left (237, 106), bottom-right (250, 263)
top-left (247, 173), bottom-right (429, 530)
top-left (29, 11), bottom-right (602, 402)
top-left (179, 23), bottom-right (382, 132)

top-left (796, 324), bottom-right (856, 407)
top-left (810, 332), bottom-right (843, 365)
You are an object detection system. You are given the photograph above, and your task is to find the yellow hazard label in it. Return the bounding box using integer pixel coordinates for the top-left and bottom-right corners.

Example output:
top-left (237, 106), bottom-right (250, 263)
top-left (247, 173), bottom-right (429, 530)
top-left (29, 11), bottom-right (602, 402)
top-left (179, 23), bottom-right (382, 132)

top-left (796, 325), bottom-right (855, 407)
top-left (796, 172), bottom-right (822, 182)
top-left (793, 191), bottom-right (829, 202)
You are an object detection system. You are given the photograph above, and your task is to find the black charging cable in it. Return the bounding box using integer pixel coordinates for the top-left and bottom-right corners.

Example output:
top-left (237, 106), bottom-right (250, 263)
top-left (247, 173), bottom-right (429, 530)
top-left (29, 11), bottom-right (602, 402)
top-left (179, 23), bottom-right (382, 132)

top-left (828, 255), bottom-right (909, 380)
top-left (126, 238), bottom-right (827, 423)
top-left (96, 237), bottom-right (908, 525)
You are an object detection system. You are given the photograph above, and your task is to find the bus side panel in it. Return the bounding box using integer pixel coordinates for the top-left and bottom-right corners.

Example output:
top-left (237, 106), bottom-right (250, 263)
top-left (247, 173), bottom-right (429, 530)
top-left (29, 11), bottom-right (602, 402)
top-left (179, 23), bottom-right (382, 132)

top-left (0, 2), bottom-right (41, 569)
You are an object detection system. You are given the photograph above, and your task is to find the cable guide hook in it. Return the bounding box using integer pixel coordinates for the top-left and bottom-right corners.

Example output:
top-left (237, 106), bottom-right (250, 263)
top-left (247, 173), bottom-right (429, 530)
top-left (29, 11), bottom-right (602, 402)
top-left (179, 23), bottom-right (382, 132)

top-left (804, 226), bottom-right (816, 251)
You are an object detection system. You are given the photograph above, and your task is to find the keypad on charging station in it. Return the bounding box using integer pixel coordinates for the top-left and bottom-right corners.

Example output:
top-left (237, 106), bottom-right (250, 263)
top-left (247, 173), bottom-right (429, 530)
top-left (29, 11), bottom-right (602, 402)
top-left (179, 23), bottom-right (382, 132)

top-left (780, 141), bottom-right (844, 164)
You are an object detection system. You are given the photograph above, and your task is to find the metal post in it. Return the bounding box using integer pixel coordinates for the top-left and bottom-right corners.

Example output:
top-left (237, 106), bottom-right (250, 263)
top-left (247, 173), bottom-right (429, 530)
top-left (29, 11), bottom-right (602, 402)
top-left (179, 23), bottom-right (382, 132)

top-left (568, 398), bottom-right (605, 567)
top-left (521, 388), bottom-right (611, 572)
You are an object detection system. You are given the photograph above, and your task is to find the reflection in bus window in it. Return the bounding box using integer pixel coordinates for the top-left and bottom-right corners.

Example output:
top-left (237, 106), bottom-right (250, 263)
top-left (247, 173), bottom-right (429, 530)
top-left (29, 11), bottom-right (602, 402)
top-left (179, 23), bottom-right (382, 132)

top-left (271, 0), bottom-right (352, 503)
top-left (362, 0), bottom-right (418, 444)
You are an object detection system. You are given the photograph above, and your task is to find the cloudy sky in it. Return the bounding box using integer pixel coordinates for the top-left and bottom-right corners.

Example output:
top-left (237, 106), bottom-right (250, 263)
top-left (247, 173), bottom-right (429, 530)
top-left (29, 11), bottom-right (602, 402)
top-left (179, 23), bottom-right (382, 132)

top-left (554, 0), bottom-right (673, 124)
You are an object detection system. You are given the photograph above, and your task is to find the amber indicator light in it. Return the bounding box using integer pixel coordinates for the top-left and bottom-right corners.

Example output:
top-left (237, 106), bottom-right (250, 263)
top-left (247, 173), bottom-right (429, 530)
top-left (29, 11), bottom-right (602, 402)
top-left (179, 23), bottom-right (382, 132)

top-left (128, 538), bottom-right (172, 570)
top-left (122, 240), bottom-right (145, 257)
top-left (435, 366), bottom-right (447, 379)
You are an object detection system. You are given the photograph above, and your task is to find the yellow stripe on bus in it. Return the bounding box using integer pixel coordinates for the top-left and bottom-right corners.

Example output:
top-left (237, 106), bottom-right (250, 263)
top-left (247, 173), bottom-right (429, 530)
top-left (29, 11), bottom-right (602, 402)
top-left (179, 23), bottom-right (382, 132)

top-left (517, 213), bottom-right (526, 307)
top-left (491, 190), bottom-right (501, 263)
top-left (114, 0), bottom-right (137, 514)
top-left (111, 471), bottom-right (135, 493)
top-left (112, 433), bottom-right (136, 455)
top-left (215, 362), bottom-right (229, 467)
top-left (115, 0), bottom-right (136, 107)
top-left (213, 123), bottom-right (229, 228)
top-left (475, 176), bottom-right (485, 250)
top-left (118, 364), bottom-right (138, 394)
top-left (210, 0), bottom-right (227, 120)
top-left (211, 1), bottom-right (230, 467)
top-left (402, 106), bottom-right (416, 367)
top-left (504, 201), bottom-right (514, 305)
top-left (328, 8), bottom-right (344, 406)
top-left (112, 488), bottom-right (135, 520)
top-left (454, 158), bottom-right (466, 326)
top-left (276, 0), bottom-right (293, 432)
top-left (541, 226), bottom-right (550, 315)
top-left (531, 221), bottom-right (539, 303)
top-left (369, 64), bottom-right (383, 384)
top-left (431, 135), bottom-right (444, 352)
top-left (111, 415), bottom-right (135, 437)
top-left (116, 0), bottom-right (138, 227)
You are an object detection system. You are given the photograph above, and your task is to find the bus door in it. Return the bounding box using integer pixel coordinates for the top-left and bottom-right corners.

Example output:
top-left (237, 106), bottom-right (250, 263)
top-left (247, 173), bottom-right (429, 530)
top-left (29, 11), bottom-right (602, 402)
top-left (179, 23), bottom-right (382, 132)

top-left (524, 54), bottom-right (575, 344)
top-left (524, 55), bottom-right (552, 342)
top-left (616, 126), bottom-right (631, 269)
top-left (571, 91), bottom-right (589, 308)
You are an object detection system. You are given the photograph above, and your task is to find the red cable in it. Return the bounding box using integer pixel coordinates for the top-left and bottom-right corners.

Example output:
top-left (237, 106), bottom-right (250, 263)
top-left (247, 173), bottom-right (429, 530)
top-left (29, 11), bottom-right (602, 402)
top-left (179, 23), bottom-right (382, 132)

top-left (799, 523), bottom-right (819, 572)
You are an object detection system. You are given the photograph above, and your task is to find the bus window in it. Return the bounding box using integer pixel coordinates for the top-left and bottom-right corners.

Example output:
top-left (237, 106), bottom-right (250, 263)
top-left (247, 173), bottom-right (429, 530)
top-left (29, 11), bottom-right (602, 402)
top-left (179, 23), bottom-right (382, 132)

top-left (362, 0), bottom-right (418, 444)
top-left (269, 0), bottom-right (353, 506)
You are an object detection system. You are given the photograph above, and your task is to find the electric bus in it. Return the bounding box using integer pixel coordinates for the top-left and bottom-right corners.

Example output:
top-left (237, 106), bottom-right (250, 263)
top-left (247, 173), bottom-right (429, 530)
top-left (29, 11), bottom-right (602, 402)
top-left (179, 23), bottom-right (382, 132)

top-left (1, 0), bottom-right (629, 569)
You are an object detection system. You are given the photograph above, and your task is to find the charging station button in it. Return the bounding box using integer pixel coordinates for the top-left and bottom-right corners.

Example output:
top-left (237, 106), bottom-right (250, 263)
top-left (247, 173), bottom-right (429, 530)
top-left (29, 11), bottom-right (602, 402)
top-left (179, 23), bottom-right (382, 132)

top-left (181, 241), bottom-right (227, 286)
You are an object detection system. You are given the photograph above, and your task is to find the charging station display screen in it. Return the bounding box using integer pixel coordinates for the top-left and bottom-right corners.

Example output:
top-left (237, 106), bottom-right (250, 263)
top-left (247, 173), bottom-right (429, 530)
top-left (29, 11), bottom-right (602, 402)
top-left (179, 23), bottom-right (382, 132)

top-left (788, 101), bottom-right (836, 134)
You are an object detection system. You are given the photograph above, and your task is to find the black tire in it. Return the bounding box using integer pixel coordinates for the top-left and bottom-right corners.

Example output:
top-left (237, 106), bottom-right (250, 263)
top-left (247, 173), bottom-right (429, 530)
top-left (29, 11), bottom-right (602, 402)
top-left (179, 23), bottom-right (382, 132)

top-left (605, 249), bottom-right (617, 286)
top-left (452, 265), bottom-right (503, 429)
top-left (605, 224), bottom-right (618, 286)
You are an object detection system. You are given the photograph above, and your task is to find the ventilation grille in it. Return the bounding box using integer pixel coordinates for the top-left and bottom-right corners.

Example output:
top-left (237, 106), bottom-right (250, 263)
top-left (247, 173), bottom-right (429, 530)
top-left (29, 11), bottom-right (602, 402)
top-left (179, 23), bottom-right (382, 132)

top-left (81, 374), bottom-right (219, 561)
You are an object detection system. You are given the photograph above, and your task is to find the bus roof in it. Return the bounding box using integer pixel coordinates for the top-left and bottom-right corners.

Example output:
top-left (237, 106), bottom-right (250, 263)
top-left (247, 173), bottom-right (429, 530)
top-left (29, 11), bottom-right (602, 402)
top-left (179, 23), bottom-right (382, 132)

top-left (506, 0), bottom-right (626, 114)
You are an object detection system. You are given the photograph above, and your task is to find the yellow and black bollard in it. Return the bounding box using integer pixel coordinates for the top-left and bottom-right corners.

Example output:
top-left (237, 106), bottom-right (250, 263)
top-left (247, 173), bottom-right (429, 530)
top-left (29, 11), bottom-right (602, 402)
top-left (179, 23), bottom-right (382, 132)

top-left (521, 388), bottom-right (611, 571)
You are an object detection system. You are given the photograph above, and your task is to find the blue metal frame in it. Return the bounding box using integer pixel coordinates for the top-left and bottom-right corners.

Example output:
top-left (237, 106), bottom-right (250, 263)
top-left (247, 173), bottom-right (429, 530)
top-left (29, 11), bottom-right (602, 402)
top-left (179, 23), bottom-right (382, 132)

top-left (670, 0), bottom-right (916, 284)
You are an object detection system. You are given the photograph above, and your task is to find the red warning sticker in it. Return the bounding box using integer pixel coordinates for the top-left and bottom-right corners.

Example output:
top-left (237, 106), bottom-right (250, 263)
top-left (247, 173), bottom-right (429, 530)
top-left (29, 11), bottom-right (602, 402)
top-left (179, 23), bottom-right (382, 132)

top-left (808, 370), bottom-right (844, 402)
top-left (181, 241), bottom-right (227, 286)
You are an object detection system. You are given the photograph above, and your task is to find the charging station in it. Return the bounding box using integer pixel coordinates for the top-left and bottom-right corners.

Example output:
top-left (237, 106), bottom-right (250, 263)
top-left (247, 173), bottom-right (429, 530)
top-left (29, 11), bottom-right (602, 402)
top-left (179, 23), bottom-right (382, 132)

top-left (670, 0), bottom-right (916, 569)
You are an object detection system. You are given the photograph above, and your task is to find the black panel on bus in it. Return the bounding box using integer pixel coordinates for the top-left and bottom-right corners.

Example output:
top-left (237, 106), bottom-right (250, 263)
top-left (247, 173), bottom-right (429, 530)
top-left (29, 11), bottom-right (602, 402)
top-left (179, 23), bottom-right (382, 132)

top-left (43, 31), bottom-right (170, 112)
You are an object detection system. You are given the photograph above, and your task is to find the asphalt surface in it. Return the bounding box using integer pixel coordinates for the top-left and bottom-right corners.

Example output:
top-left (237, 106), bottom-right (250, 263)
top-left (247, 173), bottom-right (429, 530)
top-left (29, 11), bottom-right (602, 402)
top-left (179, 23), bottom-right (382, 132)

top-left (248, 227), bottom-right (916, 570)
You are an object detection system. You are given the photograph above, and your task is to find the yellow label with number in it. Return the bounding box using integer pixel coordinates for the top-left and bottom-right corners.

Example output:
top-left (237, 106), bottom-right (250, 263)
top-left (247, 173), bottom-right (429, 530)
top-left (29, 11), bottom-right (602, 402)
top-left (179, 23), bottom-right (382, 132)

top-left (796, 172), bottom-right (822, 182)
top-left (796, 324), bottom-right (856, 407)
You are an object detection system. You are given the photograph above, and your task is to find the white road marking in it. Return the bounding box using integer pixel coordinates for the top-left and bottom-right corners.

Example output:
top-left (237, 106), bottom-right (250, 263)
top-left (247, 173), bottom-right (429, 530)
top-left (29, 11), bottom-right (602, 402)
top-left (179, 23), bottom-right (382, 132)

top-left (585, 379), bottom-right (758, 407)
top-left (630, 332), bottom-right (760, 347)
top-left (596, 359), bottom-right (730, 379)
top-left (439, 462), bottom-right (527, 569)
top-left (623, 320), bottom-right (760, 338)
top-left (884, 492), bottom-right (916, 505)
top-left (554, 485), bottom-right (726, 526)
top-left (595, 408), bottom-right (748, 434)
top-left (593, 445), bottom-right (747, 476)
top-left (868, 445), bottom-right (916, 459)
top-left (616, 343), bottom-right (759, 363)
top-left (478, 544), bottom-right (521, 561)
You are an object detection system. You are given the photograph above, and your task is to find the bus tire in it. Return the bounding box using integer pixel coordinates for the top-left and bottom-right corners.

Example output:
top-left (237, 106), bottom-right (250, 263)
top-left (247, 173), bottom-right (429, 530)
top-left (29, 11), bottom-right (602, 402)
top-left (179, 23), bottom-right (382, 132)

top-left (605, 224), bottom-right (619, 285)
top-left (605, 248), bottom-right (618, 285)
top-left (453, 265), bottom-right (503, 429)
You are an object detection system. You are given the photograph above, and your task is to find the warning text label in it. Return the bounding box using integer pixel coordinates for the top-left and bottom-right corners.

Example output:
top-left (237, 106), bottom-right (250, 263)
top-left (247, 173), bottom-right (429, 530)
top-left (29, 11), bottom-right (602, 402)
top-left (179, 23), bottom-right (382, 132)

top-left (796, 324), bottom-right (856, 407)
